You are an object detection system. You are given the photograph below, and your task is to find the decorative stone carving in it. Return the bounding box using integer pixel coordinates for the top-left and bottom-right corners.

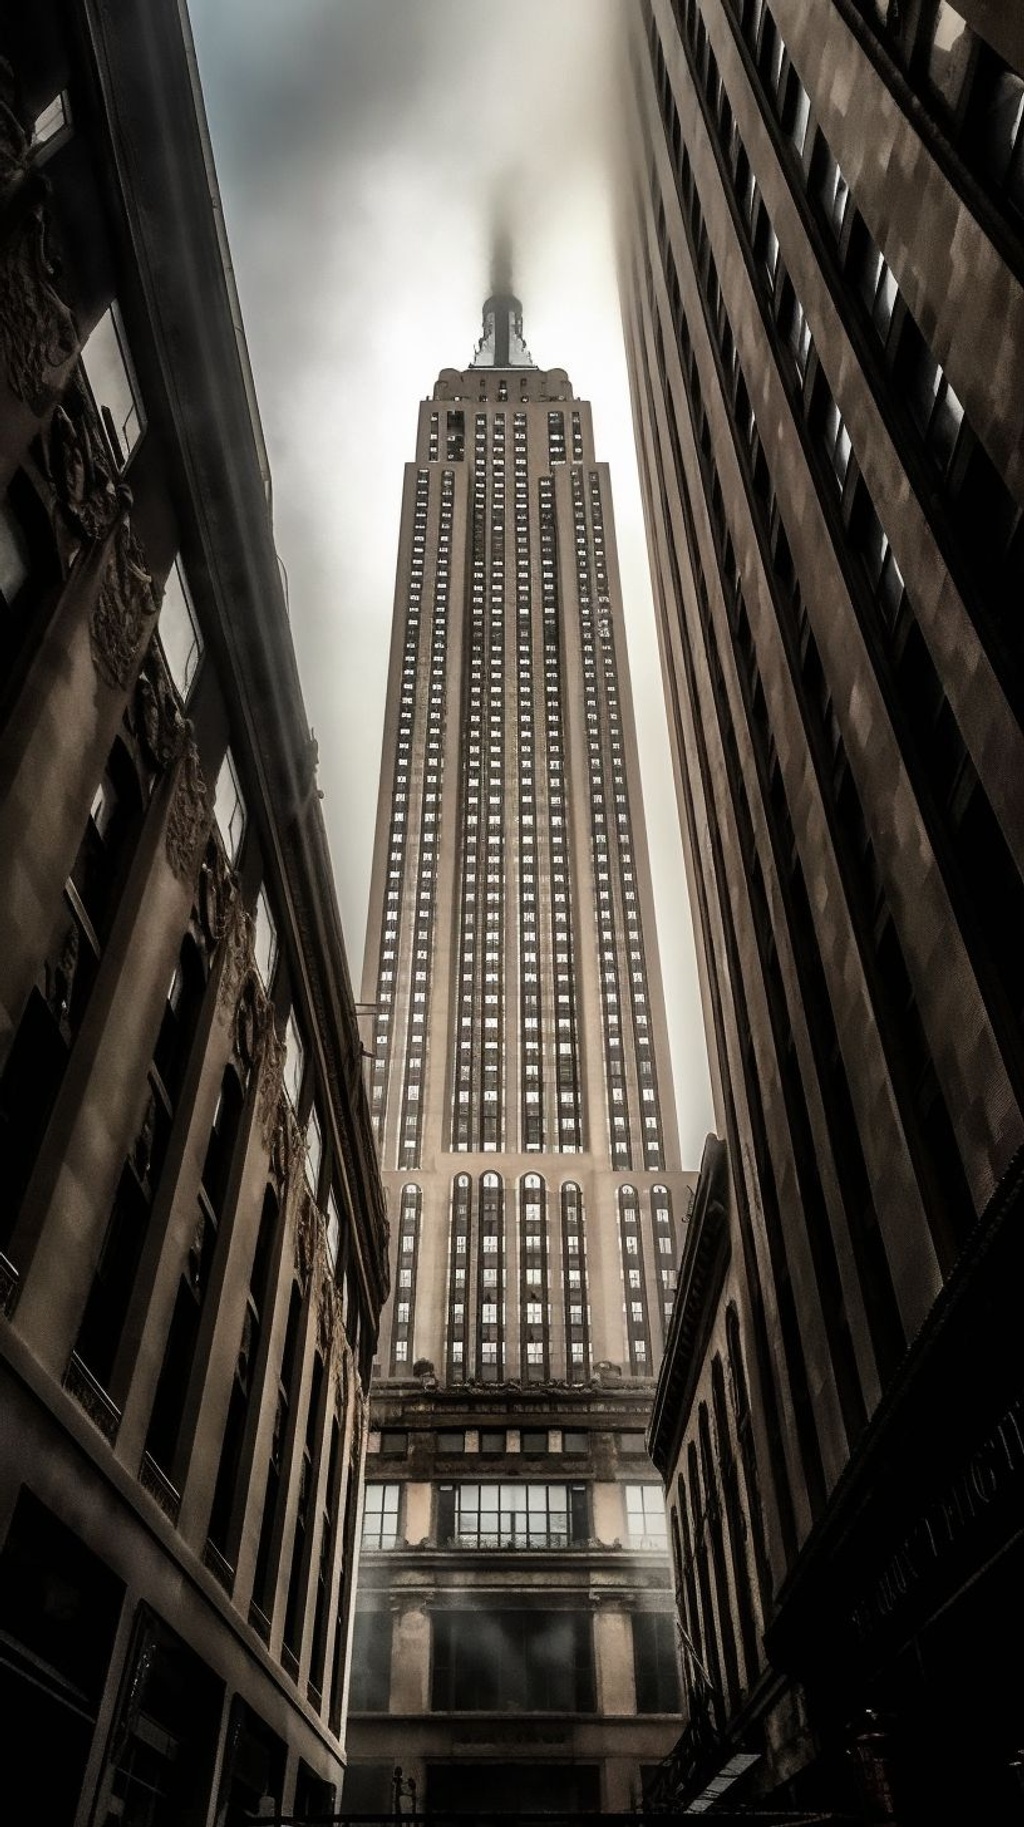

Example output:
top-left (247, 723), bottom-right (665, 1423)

top-left (0, 194), bottom-right (78, 411)
top-left (90, 511), bottom-right (159, 692)
top-left (165, 740), bottom-right (210, 886)
top-left (43, 369), bottom-right (121, 543)
top-left (0, 59), bottom-right (31, 201)
top-left (134, 651), bottom-right (185, 774)
top-left (232, 968), bottom-right (267, 1078)
top-left (294, 1188), bottom-right (316, 1291)
top-left (220, 902), bottom-right (254, 1018)
top-left (258, 1024), bottom-right (286, 1145)
top-left (195, 840), bottom-right (232, 951)
top-left (316, 1272), bottom-right (335, 1358)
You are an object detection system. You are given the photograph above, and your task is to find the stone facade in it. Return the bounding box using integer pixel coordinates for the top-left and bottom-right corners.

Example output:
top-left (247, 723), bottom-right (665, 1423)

top-left (0, 8), bottom-right (386, 1820)
top-left (623, 0), bottom-right (1024, 1817)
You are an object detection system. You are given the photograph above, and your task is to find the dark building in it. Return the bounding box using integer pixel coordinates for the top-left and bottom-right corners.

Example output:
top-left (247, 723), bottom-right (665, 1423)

top-left (345, 292), bottom-right (696, 1811)
top-left (622, 0), bottom-right (1024, 1818)
top-left (0, 4), bottom-right (387, 1819)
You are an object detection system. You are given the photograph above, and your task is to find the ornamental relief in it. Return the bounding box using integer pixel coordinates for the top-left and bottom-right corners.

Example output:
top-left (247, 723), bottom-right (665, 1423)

top-left (0, 194), bottom-right (79, 412)
top-left (195, 841), bottom-right (233, 955)
top-left (258, 1027), bottom-right (286, 1146)
top-left (90, 511), bottom-right (159, 692)
top-left (165, 740), bottom-right (211, 886)
top-left (294, 1186), bottom-right (317, 1292)
top-left (216, 894), bottom-right (250, 1006)
top-left (133, 649), bottom-right (186, 774)
top-left (42, 370), bottom-right (121, 547)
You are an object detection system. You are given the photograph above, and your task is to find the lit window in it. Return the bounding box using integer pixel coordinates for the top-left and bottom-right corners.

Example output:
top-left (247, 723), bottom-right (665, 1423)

top-left (213, 748), bottom-right (245, 863)
top-left (625, 1485), bottom-right (666, 1548)
top-left (157, 559), bottom-right (203, 701)
top-left (253, 887), bottom-right (277, 988)
top-left (362, 1484), bottom-right (400, 1550)
top-left (326, 1188), bottom-right (342, 1267)
top-left (305, 1105), bottom-right (323, 1191)
top-left (80, 303), bottom-right (145, 469)
top-left (32, 92), bottom-right (71, 147)
top-left (283, 1011), bottom-right (304, 1107)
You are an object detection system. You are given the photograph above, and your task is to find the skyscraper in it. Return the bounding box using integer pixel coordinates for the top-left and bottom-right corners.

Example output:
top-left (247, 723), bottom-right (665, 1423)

top-left (346, 287), bottom-right (696, 1811)
top-left (621, 0), bottom-right (1024, 1816)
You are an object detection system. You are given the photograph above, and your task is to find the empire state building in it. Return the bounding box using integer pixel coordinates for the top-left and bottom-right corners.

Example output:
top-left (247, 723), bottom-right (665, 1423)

top-left (347, 283), bottom-right (695, 1813)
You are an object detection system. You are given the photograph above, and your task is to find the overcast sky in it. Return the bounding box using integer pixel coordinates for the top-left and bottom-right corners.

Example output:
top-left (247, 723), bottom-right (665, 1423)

top-left (187, 0), bottom-right (715, 1164)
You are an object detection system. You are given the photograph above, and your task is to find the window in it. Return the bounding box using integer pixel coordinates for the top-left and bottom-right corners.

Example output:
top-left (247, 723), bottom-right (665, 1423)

top-left (437, 1430), bottom-right (466, 1455)
top-left (80, 303), bottom-right (144, 469)
top-left (617, 1432), bottom-right (647, 1455)
top-left (562, 1431), bottom-right (588, 1455)
top-left (32, 92), bottom-right (70, 147)
top-left (157, 559), bottom-right (203, 701)
top-left (305, 1105), bottom-right (323, 1192)
top-left (213, 748), bottom-right (245, 864)
top-left (283, 1011), bottom-right (304, 1107)
top-left (632, 1613), bottom-right (682, 1713)
top-left (378, 1430), bottom-right (408, 1457)
top-left (253, 888), bottom-right (277, 988)
top-left (480, 1430), bottom-right (506, 1455)
top-left (521, 1429), bottom-right (549, 1455)
top-left (438, 1482), bottom-right (588, 1549)
top-left (431, 1610), bottom-right (595, 1712)
top-left (625, 1485), bottom-right (667, 1549)
top-left (362, 1484), bottom-right (400, 1549)
top-left (326, 1188), bottom-right (341, 1267)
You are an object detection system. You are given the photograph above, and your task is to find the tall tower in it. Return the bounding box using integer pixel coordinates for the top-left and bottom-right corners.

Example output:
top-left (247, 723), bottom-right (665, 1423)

top-left (345, 283), bottom-right (696, 1811)
top-left (621, 0), bottom-right (1024, 1815)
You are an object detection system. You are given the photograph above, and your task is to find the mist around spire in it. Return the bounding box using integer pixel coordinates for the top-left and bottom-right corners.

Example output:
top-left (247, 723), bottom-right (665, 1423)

top-left (490, 214), bottom-right (514, 299)
top-left (470, 191), bottom-right (535, 369)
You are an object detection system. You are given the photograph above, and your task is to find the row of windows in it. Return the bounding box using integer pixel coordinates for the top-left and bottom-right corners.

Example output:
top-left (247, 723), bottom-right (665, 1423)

top-left (571, 472), bottom-right (663, 1170)
top-left (444, 1173), bottom-right (596, 1382)
top-left (451, 419), bottom-right (504, 1149)
top-left (372, 1426), bottom-right (608, 1458)
top-left (842, 0), bottom-right (1024, 230)
top-left (362, 1481), bottom-right (667, 1552)
top-left (350, 1606), bottom-right (680, 1717)
top-left (659, 0), bottom-right (992, 1267)
top-left (371, 470), bottom-right (430, 1145)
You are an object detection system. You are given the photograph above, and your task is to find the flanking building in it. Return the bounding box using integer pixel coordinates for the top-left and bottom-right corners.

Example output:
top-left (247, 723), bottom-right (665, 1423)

top-left (0, 5), bottom-right (387, 1819)
top-left (623, 0), bottom-right (1024, 1817)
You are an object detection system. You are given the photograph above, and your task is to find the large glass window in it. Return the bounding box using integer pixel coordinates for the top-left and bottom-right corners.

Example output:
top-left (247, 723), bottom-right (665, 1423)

top-left (80, 303), bottom-right (145, 469)
top-left (213, 748), bottom-right (245, 864)
top-left (632, 1612), bottom-right (682, 1713)
top-left (438, 1483), bottom-right (588, 1549)
top-left (625, 1484), bottom-right (667, 1549)
top-left (157, 560), bottom-right (203, 701)
top-left (362, 1485), bottom-right (400, 1550)
top-left (431, 1610), bottom-right (595, 1712)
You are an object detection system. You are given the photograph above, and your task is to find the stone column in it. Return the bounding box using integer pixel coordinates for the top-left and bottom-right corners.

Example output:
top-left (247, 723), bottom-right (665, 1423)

top-left (594, 1603), bottom-right (637, 1716)
top-left (390, 1601), bottom-right (430, 1714)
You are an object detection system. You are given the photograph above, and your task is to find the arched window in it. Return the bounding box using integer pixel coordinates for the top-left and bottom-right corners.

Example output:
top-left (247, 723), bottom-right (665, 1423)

top-left (477, 1172), bottom-right (504, 1381)
top-left (446, 1174), bottom-right (472, 1382)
